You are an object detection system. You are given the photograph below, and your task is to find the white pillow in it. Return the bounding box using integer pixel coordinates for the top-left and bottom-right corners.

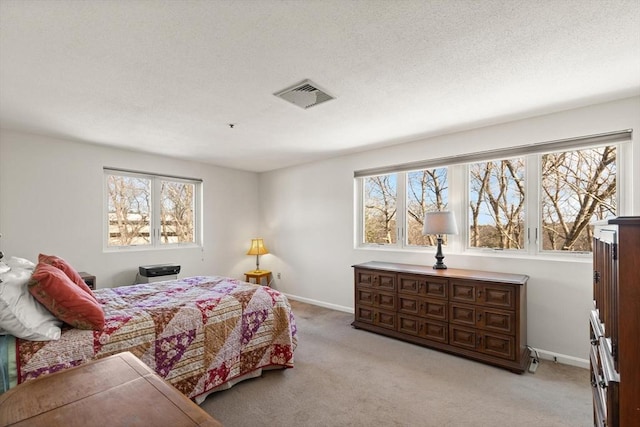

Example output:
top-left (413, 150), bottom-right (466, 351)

top-left (0, 267), bottom-right (62, 341)
top-left (5, 256), bottom-right (36, 270)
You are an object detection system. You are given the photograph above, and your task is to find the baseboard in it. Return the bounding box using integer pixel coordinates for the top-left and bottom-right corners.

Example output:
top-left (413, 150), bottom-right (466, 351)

top-left (532, 348), bottom-right (589, 370)
top-left (284, 293), bottom-right (354, 314)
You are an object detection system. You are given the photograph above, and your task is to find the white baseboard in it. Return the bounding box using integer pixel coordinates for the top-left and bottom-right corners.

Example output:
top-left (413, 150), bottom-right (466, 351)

top-left (531, 348), bottom-right (589, 370)
top-left (284, 293), bottom-right (354, 314)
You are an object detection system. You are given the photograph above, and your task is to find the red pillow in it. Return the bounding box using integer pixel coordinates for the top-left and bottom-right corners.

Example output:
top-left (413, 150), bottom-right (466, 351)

top-left (29, 263), bottom-right (105, 330)
top-left (38, 253), bottom-right (96, 301)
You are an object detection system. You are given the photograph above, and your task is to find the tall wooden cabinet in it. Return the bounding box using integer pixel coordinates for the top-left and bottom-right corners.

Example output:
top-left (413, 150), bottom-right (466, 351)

top-left (353, 261), bottom-right (529, 373)
top-left (591, 217), bottom-right (640, 426)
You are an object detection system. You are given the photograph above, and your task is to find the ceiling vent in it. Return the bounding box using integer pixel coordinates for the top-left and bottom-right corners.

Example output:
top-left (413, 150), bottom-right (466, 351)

top-left (274, 79), bottom-right (335, 109)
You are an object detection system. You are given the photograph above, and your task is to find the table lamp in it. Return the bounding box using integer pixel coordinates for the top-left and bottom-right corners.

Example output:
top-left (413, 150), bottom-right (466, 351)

top-left (247, 238), bottom-right (269, 272)
top-left (422, 211), bottom-right (458, 269)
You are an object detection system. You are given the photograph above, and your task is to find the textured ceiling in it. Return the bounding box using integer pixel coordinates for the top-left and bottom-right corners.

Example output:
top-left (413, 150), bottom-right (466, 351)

top-left (1, 0), bottom-right (639, 172)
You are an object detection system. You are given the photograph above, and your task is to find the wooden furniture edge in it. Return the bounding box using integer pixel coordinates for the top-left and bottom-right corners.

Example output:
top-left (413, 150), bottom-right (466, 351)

top-left (352, 320), bottom-right (528, 373)
top-left (0, 352), bottom-right (222, 427)
top-left (352, 261), bottom-right (529, 285)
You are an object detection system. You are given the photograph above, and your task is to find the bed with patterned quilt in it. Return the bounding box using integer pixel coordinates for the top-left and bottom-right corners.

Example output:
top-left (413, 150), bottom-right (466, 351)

top-left (0, 262), bottom-right (297, 403)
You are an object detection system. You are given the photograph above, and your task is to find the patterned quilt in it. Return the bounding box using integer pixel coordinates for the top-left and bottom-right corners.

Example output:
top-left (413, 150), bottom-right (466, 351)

top-left (15, 276), bottom-right (297, 399)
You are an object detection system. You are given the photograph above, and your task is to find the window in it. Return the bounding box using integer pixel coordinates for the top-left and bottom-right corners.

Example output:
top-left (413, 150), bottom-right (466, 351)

top-left (407, 168), bottom-right (448, 246)
top-left (466, 146), bottom-right (617, 253)
top-left (105, 169), bottom-right (202, 249)
top-left (363, 174), bottom-right (397, 244)
top-left (540, 145), bottom-right (616, 252)
top-left (361, 168), bottom-right (448, 248)
top-left (355, 130), bottom-right (629, 256)
top-left (468, 158), bottom-right (525, 250)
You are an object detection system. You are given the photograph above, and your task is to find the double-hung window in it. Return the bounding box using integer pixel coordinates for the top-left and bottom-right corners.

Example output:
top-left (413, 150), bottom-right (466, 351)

top-left (104, 168), bottom-right (202, 249)
top-left (356, 130), bottom-right (630, 256)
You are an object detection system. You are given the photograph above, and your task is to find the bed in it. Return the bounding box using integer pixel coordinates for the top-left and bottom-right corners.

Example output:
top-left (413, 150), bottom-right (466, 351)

top-left (0, 261), bottom-right (297, 403)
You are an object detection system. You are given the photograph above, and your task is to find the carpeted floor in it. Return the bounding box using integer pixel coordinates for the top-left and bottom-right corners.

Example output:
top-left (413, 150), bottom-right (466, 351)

top-left (200, 300), bottom-right (592, 426)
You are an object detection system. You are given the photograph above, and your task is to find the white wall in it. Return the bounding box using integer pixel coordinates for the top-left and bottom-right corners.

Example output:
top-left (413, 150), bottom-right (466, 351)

top-left (0, 130), bottom-right (261, 287)
top-left (259, 96), bottom-right (640, 366)
top-left (1, 96), bottom-right (638, 366)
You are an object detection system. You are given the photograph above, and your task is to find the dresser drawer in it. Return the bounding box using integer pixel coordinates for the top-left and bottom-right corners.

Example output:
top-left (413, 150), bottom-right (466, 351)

top-left (398, 295), bottom-right (448, 321)
top-left (356, 288), bottom-right (396, 311)
top-left (449, 303), bottom-right (515, 335)
top-left (355, 269), bottom-right (396, 291)
top-left (449, 325), bottom-right (515, 360)
top-left (398, 313), bottom-right (448, 343)
top-left (355, 307), bottom-right (397, 331)
top-left (450, 281), bottom-right (516, 310)
top-left (398, 274), bottom-right (448, 299)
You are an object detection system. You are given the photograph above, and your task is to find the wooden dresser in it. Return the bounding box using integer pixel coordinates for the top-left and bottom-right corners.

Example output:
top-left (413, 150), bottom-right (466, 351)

top-left (0, 352), bottom-right (222, 427)
top-left (352, 261), bottom-right (529, 373)
top-left (591, 217), bottom-right (640, 426)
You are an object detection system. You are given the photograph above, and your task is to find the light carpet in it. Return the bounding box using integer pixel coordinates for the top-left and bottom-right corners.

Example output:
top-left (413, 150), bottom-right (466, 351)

top-left (200, 300), bottom-right (591, 426)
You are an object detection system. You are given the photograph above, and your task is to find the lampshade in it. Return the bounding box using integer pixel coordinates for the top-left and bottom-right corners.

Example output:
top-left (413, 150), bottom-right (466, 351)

top-left (422, 211), bottom-right (459, 236)
top-left (246, 238), bottom-right (269, 255)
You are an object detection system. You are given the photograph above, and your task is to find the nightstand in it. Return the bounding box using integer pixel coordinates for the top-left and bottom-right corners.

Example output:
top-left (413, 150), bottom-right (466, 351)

top-left (78, 272), bottom-right (96, 290)
top-left (244, 270), bottom-right (271, 287)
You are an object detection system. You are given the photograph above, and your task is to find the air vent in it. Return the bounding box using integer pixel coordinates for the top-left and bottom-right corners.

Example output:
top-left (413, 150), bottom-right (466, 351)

top-left (274, 79), bottom-right (335, 109)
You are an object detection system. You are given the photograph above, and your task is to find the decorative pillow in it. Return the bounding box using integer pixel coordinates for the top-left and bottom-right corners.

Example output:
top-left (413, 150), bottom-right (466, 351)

top-left (38, 253), bottom-right (96, 300)
top-left (28, 263), bottom-right (105, 330)
top-left (0, 267), bottom-right (62, 340)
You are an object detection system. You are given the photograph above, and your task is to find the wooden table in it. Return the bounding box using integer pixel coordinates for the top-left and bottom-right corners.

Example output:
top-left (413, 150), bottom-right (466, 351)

top-left (0, 352), bottom-right (222, 427)
top-left (244, 270), bottom-right (271, 286)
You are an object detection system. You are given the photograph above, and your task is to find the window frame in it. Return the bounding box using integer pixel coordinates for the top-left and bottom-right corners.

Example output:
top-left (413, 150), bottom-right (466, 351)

top-left (103, 168), bottom-right (203, 251)
top-left (355, 130), bottom-right (631, 258)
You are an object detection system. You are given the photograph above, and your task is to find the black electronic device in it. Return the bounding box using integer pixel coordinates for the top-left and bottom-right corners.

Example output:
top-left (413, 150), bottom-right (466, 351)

top-left (138, 264), bottom-right (181, 277)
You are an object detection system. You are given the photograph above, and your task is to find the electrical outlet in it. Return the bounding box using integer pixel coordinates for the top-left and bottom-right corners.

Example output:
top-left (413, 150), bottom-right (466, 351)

top-left (277, 272), bottom-right (281, 279)
top-left (528, 358), bottom-right (539, 373)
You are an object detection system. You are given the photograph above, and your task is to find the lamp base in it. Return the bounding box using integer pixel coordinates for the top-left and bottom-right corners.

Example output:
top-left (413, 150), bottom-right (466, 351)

top-left (432, 236), bottom-right (448, 270)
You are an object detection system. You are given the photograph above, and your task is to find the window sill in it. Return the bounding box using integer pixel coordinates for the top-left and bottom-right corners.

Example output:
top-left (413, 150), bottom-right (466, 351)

top-left (104, 243), bottom-right (202, 253)
top-left (355, 245), bottom-right (592, 264)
